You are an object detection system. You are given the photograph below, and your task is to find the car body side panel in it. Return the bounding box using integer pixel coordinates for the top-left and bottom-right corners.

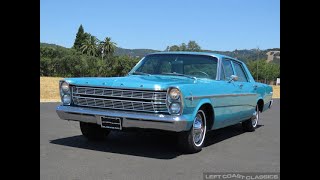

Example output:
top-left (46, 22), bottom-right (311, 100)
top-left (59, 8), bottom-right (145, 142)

top-left (181, 80), bottom-right (257, 130)
top-left (241, 61), bottom-right (273, 112)
top-left (253, 83), bottom-right (273, 110)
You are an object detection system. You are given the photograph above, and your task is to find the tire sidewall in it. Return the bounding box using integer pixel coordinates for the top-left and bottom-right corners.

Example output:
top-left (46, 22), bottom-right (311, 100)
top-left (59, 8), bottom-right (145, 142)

top-left (242, 105), bottom-right (259, 132)
top-left (192, 109), bottom-right (207, 147)
top-left (252, 105), bottom-right (259, 128)
top-left (179, 109), bottom-right (207, 153)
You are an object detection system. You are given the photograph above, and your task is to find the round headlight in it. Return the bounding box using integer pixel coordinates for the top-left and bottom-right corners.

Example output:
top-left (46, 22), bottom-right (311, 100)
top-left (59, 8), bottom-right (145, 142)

top-left (169, 103), bottom-right (181, 114)
top-left (62, 94), bottom-right (71, 105)
top-left (61, 82), bottom-right (70, 93)
top-left (169, 88), bottom-right (180, 100)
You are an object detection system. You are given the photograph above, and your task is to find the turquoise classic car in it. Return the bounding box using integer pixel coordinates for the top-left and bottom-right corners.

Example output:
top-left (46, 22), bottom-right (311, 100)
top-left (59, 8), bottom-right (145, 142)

top-left (56, 52), bottom-right (273, 153)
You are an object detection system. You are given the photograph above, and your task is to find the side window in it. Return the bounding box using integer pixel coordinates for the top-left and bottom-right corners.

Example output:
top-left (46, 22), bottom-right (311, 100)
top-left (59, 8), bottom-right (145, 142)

top-left (233, 62), bottom-right (248, 82)
top-left (222, 60), bottom-right (234, 80)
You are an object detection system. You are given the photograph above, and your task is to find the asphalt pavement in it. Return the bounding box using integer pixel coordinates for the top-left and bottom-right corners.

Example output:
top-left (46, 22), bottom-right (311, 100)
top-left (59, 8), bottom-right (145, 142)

top-left (40, 99), bottom-right (280, 180)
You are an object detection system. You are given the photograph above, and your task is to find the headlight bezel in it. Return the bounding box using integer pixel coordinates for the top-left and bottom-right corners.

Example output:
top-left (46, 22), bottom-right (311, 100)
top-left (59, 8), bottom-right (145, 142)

top-left (59, 80), bottom-right (72, 105)
top-left (61, 81), bottom-right (70, 93)
top-left (169, 102), bottom-right (181, 114)
top-left (62, 94), bottom-right (71, 105)
top-left (167, 87), bottom-right (183, 115)
top-left (168, 88), bottom-right (181, 100)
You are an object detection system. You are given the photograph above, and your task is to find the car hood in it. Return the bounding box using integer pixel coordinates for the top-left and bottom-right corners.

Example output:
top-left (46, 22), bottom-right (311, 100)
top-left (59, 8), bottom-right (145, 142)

top-left (64, 75), bottom-right (199, 90)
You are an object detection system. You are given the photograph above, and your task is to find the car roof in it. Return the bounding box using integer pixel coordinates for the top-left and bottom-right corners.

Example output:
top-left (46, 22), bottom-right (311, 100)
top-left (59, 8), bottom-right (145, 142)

top-left (147, 51), bottom-right (244, 63)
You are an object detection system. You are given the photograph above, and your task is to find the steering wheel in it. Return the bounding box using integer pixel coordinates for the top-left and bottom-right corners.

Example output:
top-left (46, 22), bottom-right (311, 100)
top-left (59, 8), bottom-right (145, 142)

top-left (189, 71), bottom-right (210, 78)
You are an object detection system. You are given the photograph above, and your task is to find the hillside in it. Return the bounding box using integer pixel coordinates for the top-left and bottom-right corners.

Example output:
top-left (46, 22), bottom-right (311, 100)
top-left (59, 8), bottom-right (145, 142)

top-left (40, 42), bottom-right (159, 58)
top-left (40, 42), bottom-right (279, 62)
top-left (114, 47), bottom-right (159, 57)
top-left (202, 48), bottom-right (280, 63)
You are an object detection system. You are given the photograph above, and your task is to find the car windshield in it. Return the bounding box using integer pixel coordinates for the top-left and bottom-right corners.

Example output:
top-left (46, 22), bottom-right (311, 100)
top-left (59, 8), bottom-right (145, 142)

top-left (130, 54), bottom-right (218, 80)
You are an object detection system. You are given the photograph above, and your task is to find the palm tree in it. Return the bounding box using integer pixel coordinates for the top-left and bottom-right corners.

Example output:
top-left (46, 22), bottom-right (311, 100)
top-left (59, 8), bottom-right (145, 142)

top-left (80, 35), bottom-right (99, 56)
top-left (99, 37), bottom-right (117, 60)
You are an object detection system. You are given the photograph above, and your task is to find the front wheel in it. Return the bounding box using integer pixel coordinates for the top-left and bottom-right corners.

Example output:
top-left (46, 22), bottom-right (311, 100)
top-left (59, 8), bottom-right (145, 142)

top-left (242, 105), bottom-right (259, 132)
top-left (80, 122), bottom-right (110, 141)
top-left (178, 109), bottom-right (207, 153)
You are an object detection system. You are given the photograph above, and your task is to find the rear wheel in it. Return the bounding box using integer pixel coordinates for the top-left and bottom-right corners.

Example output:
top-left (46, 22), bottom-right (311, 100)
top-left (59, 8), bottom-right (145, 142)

top-left (242, 105), bottom-right (259, 132)
top-left (178, 109), bottom-right (207, 153)
top-left (80, 122), bottom-right (110, 141)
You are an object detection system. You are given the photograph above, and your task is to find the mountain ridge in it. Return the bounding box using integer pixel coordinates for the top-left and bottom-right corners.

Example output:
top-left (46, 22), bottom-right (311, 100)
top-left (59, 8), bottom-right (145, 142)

top-left (40, 42), bottom-right (279, 62)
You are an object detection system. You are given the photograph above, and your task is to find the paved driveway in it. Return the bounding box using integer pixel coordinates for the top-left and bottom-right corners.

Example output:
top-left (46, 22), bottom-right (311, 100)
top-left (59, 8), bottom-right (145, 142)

top-left (40, 99), bottom-right (280, 180)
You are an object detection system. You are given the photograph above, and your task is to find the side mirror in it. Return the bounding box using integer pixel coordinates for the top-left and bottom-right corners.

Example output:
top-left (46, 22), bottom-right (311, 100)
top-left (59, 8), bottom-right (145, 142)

top-left (228, 75), bottom-right (238, 82)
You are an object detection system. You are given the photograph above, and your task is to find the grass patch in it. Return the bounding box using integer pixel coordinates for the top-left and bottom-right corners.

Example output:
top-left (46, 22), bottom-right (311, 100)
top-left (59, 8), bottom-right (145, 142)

top-left (272, 85), bottom-right (280, 98)
top-left (40, 77), bottom-right (63, 101)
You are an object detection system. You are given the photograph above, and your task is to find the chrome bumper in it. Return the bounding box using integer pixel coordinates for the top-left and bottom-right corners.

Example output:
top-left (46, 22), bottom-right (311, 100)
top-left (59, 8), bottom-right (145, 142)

top-left (56, 105), bottom-right (191, 132)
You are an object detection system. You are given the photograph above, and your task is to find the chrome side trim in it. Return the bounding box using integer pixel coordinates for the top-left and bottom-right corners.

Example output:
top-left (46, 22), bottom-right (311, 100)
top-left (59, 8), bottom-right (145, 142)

top-left (214, 104), bottom-right (256, 108)
top-left (185, 93), bottom-right (257, 100)
top-left (56, 105), bottom-right (190, 132)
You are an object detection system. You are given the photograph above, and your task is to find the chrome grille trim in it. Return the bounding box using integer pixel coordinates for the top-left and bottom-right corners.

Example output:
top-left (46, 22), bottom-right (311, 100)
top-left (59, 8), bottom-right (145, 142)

top-left (72, 86), bottom-right (167, 100)
top-left (71, 86), bottom-right (168, 113)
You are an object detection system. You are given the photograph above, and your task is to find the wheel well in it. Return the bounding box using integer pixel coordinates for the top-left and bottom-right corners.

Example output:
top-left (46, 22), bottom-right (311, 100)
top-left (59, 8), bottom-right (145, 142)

top-left (257, 99), bottom-right (264, 112)
top-left (200, 103), bottom-right (214, 130)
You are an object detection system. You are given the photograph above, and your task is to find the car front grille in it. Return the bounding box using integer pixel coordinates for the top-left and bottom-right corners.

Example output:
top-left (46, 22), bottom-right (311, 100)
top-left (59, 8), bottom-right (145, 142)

top-left (71, 86), bottom-right (168, 113)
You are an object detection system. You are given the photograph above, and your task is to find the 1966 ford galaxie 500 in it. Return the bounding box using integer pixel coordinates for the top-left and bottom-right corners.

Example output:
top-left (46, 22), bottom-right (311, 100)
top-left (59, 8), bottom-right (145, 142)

top-left (56, 52), bottom-right (273, 153)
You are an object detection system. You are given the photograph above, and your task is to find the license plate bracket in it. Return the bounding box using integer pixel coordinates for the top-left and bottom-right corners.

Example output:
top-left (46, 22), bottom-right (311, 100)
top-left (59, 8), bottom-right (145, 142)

top-left (100, 116), bottom-right (122, 130)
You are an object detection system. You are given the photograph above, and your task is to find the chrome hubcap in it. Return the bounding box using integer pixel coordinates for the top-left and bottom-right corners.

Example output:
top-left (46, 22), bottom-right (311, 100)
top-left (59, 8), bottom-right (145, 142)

top-left (252, 107), bottom-right (259, 127)
top-left (193, 110), bottom-right (206, 147)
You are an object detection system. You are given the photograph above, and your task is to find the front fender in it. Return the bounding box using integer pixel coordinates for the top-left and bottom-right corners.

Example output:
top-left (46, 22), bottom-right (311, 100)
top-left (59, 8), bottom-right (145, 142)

top-left (190, 98), bottom-right (213, 119)
top-left (181, 98), bottom-right (215, 131)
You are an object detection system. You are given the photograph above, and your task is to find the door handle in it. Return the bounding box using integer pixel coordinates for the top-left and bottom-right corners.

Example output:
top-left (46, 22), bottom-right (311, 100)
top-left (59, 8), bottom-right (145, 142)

top-left (239, 84), bottom-right (243, 88)
top-left (253, 85), bottom-right (258, 89)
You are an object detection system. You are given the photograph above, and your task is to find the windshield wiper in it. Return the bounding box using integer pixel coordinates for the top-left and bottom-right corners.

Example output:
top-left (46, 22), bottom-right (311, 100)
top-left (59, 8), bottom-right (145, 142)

top-left (161, 72), bottom-right (197, 80)
top-left (130, 71), bottom-right (151, 76)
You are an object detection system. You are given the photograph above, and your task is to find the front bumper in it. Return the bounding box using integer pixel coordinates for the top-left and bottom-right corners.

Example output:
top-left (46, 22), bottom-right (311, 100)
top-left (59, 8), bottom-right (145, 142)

top-left (56, 105), bottom-right (192, 132)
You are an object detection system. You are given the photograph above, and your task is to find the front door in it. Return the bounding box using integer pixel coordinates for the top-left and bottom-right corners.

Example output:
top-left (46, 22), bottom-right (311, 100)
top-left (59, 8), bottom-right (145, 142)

top-left (213, 59), bottom-right (242, 129)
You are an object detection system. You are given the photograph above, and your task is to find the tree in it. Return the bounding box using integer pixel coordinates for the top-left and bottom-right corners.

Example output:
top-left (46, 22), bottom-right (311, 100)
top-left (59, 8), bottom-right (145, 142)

top-left (234, 49), bottom-right (238, 59)
top-left (99, 37), bottom-right (117, 60)
top-left (187, 41), bottom-right (201, 51)
top-left (180, 43), bottom-right (187, 51)
top-left (167, 41), bottom-right (202, 52)
top-left (80, 35), bottom-right (99, 56)
top-left (247, 60), bottom-right (280, 84)
top-left (111, 56), bottom-right (140, 76)
top-left (169, 45), bottom-right (180, 51)
top-left (73, 25), bottom-right (88, 51)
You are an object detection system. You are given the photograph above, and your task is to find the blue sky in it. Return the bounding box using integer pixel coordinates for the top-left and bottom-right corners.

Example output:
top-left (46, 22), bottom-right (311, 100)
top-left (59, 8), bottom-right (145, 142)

top-left (40, 0), bottom-right (279, 51)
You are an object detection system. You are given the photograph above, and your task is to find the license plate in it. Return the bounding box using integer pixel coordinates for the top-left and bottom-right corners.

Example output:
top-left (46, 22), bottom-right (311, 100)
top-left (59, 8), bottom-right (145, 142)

top-left (100, 116), bottom-right (122, 130)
